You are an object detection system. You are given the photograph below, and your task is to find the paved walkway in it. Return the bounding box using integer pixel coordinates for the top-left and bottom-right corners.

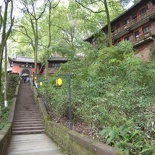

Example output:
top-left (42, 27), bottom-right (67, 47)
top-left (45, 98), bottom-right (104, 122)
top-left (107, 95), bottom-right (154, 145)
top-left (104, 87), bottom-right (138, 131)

top-left (7, 134), bottom-right (65, 155)
top-left (6, 81), bottom-right (65, 155)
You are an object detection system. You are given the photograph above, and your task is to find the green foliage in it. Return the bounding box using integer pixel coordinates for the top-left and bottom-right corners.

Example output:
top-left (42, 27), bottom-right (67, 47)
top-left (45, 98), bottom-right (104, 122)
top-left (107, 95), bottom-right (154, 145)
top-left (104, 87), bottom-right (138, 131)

top-left (10, 0), bottom-right (155, 154)
top-left (7, 74), bottom-right (19, 98)
top-left (93, 31), bottom-right (106, 49)
top-left (0, 74), bottom-right (19, 130)
top-left (0, 105), bottom-right (10, 130)
top-left (101, 124), bottom-right (155, 155)
top-left (39, 42), bottom-right (155, 154)
top-left (116, 40), bottom-right (133, 54)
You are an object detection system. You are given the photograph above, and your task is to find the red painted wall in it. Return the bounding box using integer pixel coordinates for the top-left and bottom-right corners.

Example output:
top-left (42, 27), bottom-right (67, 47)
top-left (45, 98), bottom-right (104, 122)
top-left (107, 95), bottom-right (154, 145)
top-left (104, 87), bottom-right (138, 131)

top-left (12, 64), bottom-right (40, 75)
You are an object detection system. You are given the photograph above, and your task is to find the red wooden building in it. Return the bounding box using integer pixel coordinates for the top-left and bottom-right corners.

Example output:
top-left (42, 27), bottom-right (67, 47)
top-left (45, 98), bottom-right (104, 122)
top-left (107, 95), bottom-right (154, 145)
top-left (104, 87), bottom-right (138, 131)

top-left (8, 55), bottom-right (68, 75)
top-left (42, 56), bottom-right (68, 74)
top-left (86, 0), bottom-right (155, 61)
top-left (8, 56), bottom-right (42, 76)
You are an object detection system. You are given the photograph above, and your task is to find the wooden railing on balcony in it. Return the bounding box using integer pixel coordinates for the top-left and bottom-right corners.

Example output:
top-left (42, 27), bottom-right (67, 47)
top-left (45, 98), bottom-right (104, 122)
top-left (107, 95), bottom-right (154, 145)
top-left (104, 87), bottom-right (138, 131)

top-left (113, 28), bottom-right (155, 46)
top-left (132, 29), bottom-right (155, 44)
top-left (112, 7), bottom-right (155, 37)
top-left (129, 28), bottom-right (155, 46)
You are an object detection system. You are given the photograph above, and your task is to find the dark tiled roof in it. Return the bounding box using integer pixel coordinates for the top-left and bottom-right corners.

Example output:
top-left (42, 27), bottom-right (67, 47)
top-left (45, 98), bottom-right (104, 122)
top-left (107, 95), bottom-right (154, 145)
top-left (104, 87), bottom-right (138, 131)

top-left (48, 56), bottom-right (68, 61)
top-left (8, 56), bottom-right (41, 63)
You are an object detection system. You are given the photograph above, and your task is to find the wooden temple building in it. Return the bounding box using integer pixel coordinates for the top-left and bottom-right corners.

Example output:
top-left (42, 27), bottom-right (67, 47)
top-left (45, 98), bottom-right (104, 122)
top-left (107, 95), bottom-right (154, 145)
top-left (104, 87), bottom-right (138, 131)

top-left (85, 0), bottom-right (155, 61)
top-left (8, 55), bottom-right (68, 76)
top-left (42, 56), bottom-right (68, 74)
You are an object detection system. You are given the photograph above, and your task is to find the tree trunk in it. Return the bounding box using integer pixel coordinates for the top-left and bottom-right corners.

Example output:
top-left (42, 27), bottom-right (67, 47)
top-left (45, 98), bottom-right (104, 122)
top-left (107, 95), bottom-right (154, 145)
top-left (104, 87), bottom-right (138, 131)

top-left (4, 43), bottom-right (8, 107)
top-left (0, 46), bottom-right (3, 94)
top-left (104, 0), bottom-right (113, 47)
top-left (46, 0), bottom-right (52, 76)
top-left (34, 20), bottom-right (38, 76)
top-left (0, 0), bottom-right (14, 94)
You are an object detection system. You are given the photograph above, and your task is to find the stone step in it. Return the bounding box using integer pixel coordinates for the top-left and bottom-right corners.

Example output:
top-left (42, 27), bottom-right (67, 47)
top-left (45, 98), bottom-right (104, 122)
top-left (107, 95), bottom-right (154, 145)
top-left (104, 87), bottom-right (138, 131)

top-left (13, 120), bottom-right (43, 125)
top-left (14, 117), bottom-right (41, 120)
top-left (12, 126), bottom-right (44, 131)
top-left (15, 107), bottom-right (38, 109)
top-left (14, 113), bottom-right (41, 117)
top-left (14, 110), bottom-right (39, 112)
top-left (15, 112), bottom-right (40, 115)
top-left (16, 107), bottom-right (37, 108)
top-left (13, 123), bottom-right (44, 128)
top-left (13, 120), bottom-right (43, 123)
top-left (15, 112), bottom-right (39, 114)
top-left (14, 117), bottom-right (42, 122)
top-left (14, 116), bottom-right (41, 119)
top-left (15, 112), bottom-right (40, 114)
top-left (14, 117), bottom-right (41, 122)
top-left (15, 105), bottom-right (37, 107)
top-left (12, 129), bottom-right (45, 135)
top-left (12, 83), bottom-right (45, 136)
top-left (15, 109), bottom-right (38, 114)
top-left (13, 121), bottom-right (43, 124)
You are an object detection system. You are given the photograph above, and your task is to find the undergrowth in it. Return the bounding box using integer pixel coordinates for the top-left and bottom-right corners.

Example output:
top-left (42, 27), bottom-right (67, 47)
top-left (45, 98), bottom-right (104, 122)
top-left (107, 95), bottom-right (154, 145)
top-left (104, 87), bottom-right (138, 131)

top-left (39, 41), bottom-right (155, 155)
top-left (0, 74), bottom-right (19, 130)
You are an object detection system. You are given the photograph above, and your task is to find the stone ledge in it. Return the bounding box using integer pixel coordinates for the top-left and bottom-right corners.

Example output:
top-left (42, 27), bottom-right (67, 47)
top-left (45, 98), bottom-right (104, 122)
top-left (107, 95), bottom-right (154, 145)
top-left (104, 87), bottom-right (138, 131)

top-left (91, 142), bottom-right (117, 155)
top-left (0, 83), bottom-right (19, 155)
top-left (68, 130), bottom-right (94, 150)
top-left (0, 123), bottom-right (12, 155)
top-left (45, 120), bottom-right (126, 155)
top-left (15, 82), bottom-right (20, 96)
top-left (37, 98), bottom-right (48, 121)
top-left (8, 97), bottom-right (16, 123)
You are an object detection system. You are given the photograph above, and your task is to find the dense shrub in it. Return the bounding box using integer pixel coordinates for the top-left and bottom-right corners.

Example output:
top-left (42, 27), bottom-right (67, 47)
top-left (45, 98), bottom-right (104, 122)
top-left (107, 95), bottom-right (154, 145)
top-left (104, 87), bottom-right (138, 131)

top-left (39, 41), bottom-right (155, 154)
top-left (0, 74), bottom-right (19, 130)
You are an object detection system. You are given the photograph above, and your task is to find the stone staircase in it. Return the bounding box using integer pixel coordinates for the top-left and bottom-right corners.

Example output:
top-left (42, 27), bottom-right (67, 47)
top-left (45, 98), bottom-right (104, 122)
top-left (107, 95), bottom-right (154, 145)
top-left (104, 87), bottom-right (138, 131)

top-left (12, 82), bottom-right (45, 135)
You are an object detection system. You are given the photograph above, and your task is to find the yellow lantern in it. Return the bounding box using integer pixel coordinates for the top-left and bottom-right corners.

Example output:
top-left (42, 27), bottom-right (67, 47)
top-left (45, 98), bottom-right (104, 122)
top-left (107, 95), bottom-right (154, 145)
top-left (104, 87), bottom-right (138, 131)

top-left (56, 78), bottom-right (62, 87)
top-left (40, 82), bottom-right (43, 86)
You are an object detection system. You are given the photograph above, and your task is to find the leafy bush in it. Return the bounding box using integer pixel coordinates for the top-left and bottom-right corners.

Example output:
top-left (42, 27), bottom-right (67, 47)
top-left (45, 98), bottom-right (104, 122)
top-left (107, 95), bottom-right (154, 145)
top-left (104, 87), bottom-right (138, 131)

top-left (39, 43), bottom-right (155, 155)
top-left (0, 74), bottom-right (19, 130)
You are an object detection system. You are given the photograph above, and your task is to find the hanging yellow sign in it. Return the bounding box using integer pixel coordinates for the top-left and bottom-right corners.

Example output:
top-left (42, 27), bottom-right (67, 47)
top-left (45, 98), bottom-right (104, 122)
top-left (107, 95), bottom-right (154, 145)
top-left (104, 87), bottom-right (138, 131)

top-left (56, 78), bottom-right (62, 87)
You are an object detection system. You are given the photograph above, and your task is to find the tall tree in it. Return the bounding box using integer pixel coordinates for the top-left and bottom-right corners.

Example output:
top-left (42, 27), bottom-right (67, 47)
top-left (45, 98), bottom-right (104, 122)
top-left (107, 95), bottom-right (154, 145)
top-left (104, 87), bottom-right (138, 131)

top-left (21, 0), bottom-right (47, 76)
top-left (45, 0), bottom-right (60, 74)
top-left (75, 0), bottom-right (122, 47)
top-left (39, 2), bottom-right (82, 58)
top-left (0, 0), bottom-right (14, 94)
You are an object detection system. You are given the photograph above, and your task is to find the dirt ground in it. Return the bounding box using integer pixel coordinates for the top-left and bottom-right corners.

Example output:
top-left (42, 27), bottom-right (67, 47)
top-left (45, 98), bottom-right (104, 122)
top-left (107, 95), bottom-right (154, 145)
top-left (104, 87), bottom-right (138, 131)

top-left (49, 111), bottom-right (100, 140)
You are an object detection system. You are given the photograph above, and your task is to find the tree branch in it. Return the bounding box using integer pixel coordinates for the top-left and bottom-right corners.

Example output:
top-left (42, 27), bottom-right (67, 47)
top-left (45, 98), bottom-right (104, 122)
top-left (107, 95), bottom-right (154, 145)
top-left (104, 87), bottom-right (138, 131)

top-left (76, 1), bottom-right (105, 13)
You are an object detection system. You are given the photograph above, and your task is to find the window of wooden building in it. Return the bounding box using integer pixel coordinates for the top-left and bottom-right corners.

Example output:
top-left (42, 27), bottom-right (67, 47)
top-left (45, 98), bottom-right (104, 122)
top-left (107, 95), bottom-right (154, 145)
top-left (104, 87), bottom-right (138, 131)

top-left (49, 63), bottom-right (60, 68)
top-left (143, 25), bottom-right (151, 34)
top-left (135, 31), bottom-right (140, 40)
top-left (140, 6), bottom-right (148, 17)
top-left (111, 26), bottom-right (115, 33)
top-left (28, 64), bottom-right (34, 68)
top-left (132, 13), bottom-right (137, 23)
top-left (124, 35), bottom-right (132, 41)
top-left (21, 64), bottom-right (25, 68)
top-left (20, 63), bottom-right (34, 68)
top-left (116, 24), bottom-right (120, 31)
top-left (123, 19), bottom-right (129, 29)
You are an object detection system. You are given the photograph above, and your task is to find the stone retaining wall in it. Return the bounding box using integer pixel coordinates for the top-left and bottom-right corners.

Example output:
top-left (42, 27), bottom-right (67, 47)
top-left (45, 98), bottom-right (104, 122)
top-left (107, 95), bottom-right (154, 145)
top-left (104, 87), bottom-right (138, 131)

top-left (33, 86), bottom-right (126, 155)
top-left (0, 82), bottom-right (20, 155)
